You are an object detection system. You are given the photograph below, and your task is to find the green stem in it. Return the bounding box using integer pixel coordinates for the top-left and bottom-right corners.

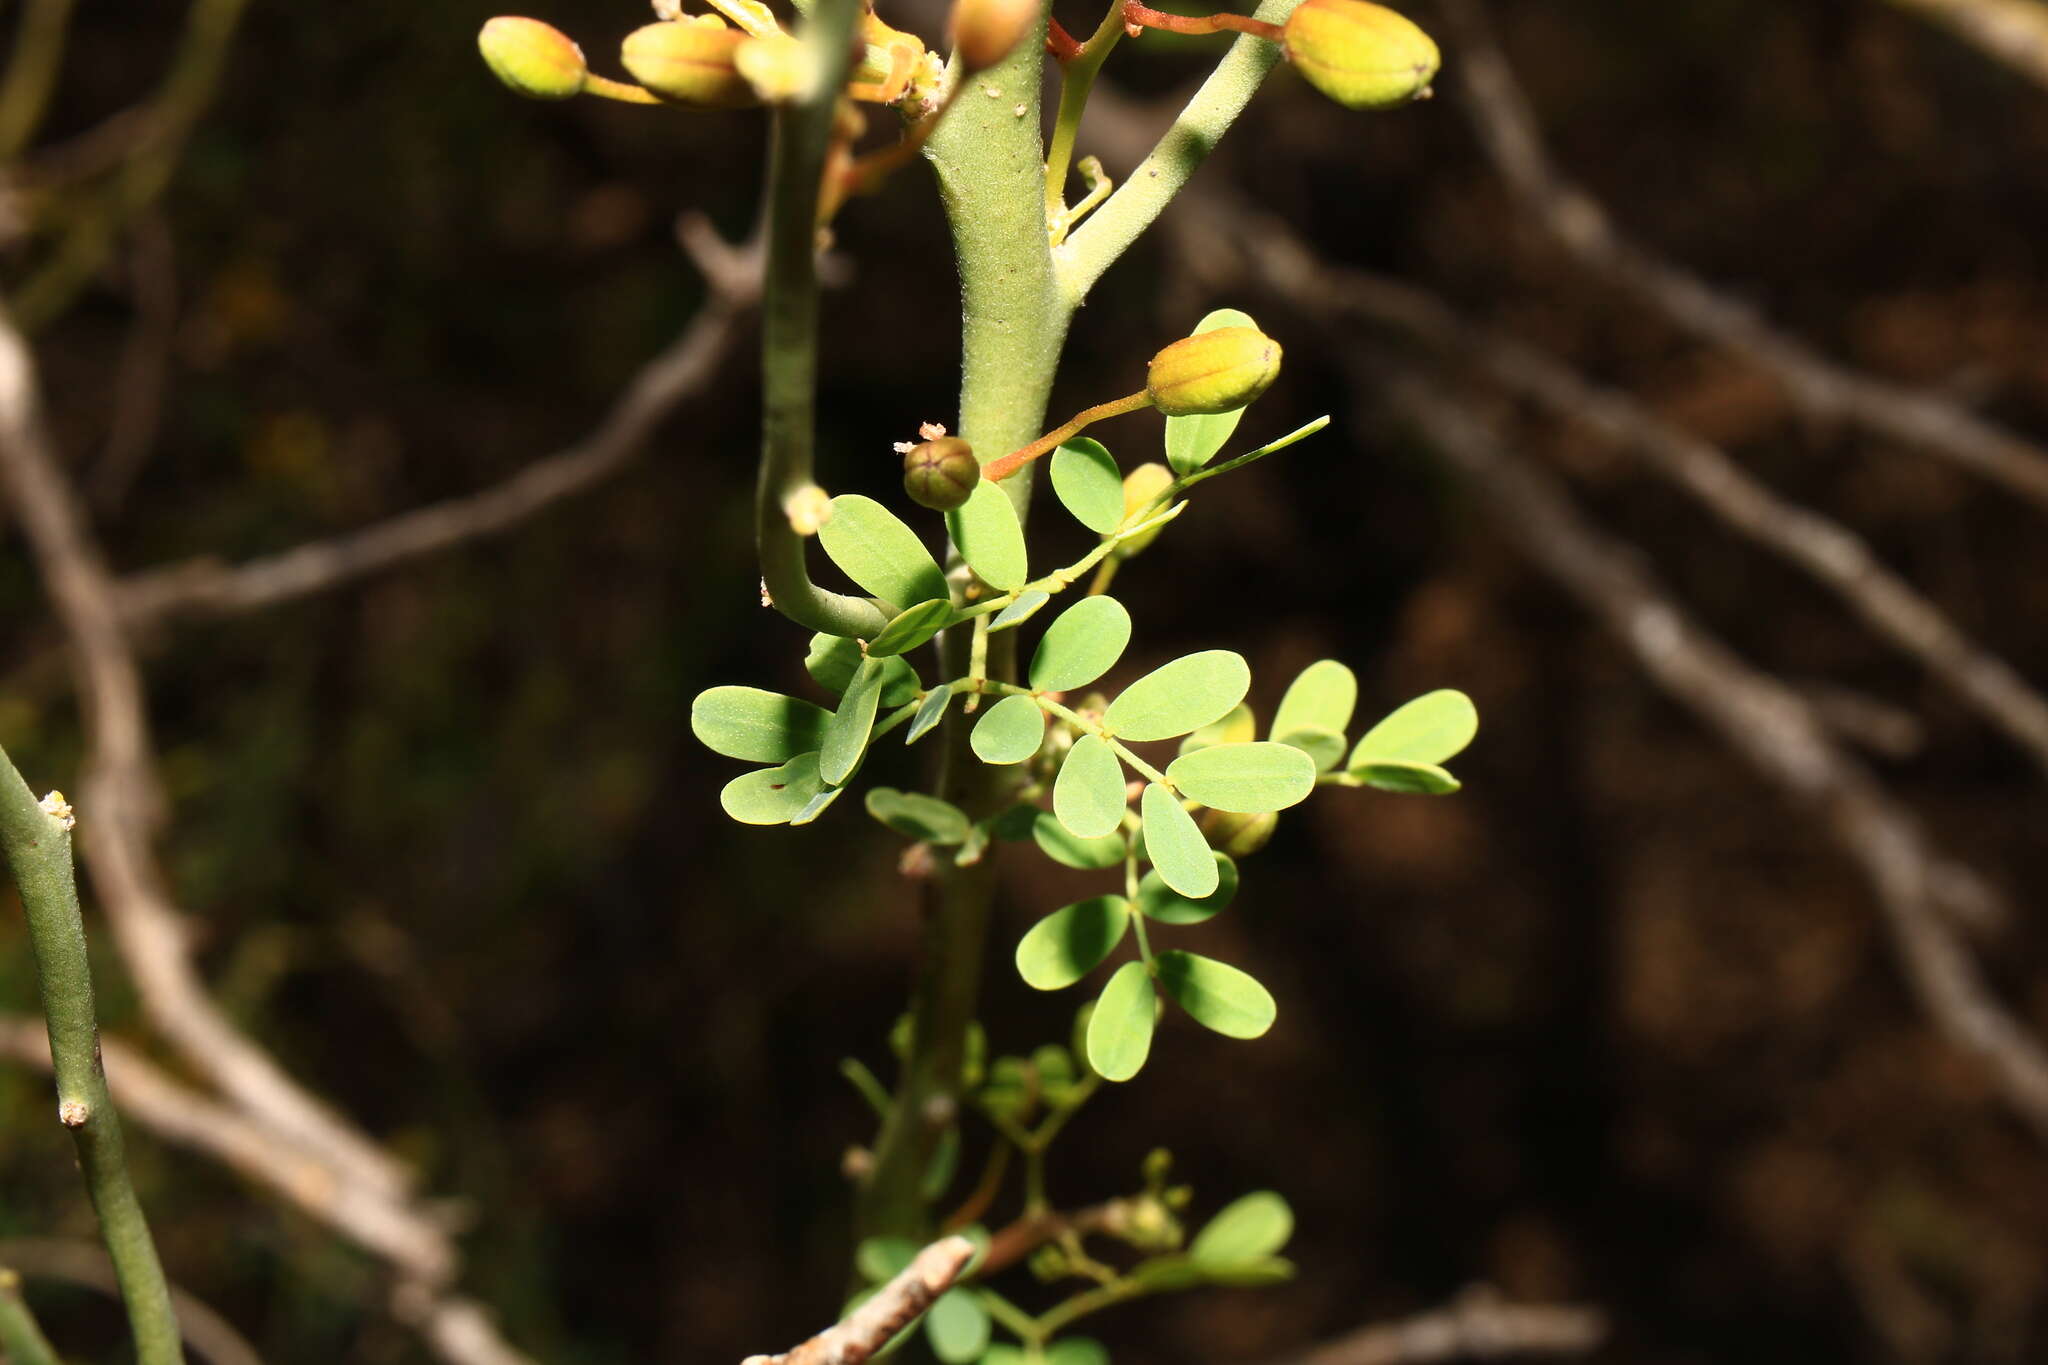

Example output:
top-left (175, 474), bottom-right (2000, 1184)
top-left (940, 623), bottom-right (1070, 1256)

top-left (0, 752), bottom-right (183, 1364)
top-left (1043, 0), bottom-right (1129, 241)
top-left (0, 1268), bottom-right (60, 1365)
top-left (0, 0), bottom-right (77, 162)
top-left (757, 0), bottom-right (893, 640)
top-left (1054, 0), bottom-right (1304, 309)
top-left (1034, 1278), bottom-right (1144, 1337)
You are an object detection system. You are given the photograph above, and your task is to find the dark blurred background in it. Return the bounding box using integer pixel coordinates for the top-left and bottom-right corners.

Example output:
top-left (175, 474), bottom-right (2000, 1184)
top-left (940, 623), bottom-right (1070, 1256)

top-left (5, 0), bottom-right (2048, 1361)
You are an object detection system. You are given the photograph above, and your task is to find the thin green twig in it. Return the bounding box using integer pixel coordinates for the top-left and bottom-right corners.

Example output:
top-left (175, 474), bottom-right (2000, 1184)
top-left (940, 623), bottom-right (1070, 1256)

top-left (0, 749), bottom-right (184, 1364)
top-left (0, 0), bottom-right (78, 162)
top-left (1044, 0), bottom-right (1129, 241)
top-left (0, 1268), bottom-right (61, 1365)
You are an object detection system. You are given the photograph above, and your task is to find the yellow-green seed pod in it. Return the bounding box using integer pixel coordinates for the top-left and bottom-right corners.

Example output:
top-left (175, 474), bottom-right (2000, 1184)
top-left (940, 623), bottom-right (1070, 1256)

top-left (1145, 325), bottom-right (1282, 417)
top-left (621, 19), bottom-right (757, 108)
top-left (1116, 462), bottom-right (1176, 557)
top-left (478, 17), bottom-right (588, 101)
top-left (1282, 0), bottom-right (1439, 111)
top-left (1199, 808), bottom-right (1278, 858)
top-left (903, 437), bottom-right (979, 511)
top-left (950, 0), bottom-right (1039, 73)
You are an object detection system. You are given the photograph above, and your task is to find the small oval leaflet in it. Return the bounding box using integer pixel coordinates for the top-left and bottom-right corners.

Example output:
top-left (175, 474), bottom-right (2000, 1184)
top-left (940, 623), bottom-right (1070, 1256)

top-left (1165, 309), bottom-right (1260, 475)
top-left (1178, 701), bottom-right (1256, 756)
top-left (1050, 437), bottom-right (1125, 534)
top-left (1054, 734), bottom-right (1128, 839)
top-left (1029, 595), bottom-right (1132, 693)
top-left (1031, 810), bottom-right (1126, 869)
top-left (1044, 1339), bottom-right (1111, 1365)
top-left (865, 787), bottom-right (971, 845)
top-left (1105, 650), bottom-right (1250, 742)
top-left (971, 694), bottom-right (1045, 765)
top-left (1274, 724), bottom-right (1346, 773)
top-left (691, 687), bottom-right (833, 764)
top-left (925, 1289), bottom-right (991, 1364)
top-left (719, 752), bottom-right (826, 825)
top-left (1354, 760), bottom-right (1461, 795)
top-left (1137, 852), bottom-right (1238, 924)
top-left (1086, 960), bottom-right (1156, 1082)
top-left (806, 633), bottom-right (920, 706)
top-left (1189, 1189), bottom-right (1294, 1267)
top-left (820, 659), bottom-right (886, 786)
top-left (905, 684), bottom-right (953, 745)
top-left (790, 785), bottom-right (844, 826)
top-left (1167, 741), bottom-right (1317, 814)
top-left (990, 590), bottom-right (1051, 632)
top-left (948, 479), bottom-right (1029, 591)
top-left (1270, 658), bottom-right (1357, 743)
top-left (867, 598), bottom-right (953, 657)
top-left (1141, 784), bottom-right (1218, 899)
top-left (1015, 896), bottom-right (1130, 990)
top-left (1156, 949), bottom-right (1276, 1040)
top-left (1349, 688), bottom-right (1478, 768)
top-left (855, 1235), bottom-right (919, 1283)
top-left (817, 494), bottom-right (949, 611)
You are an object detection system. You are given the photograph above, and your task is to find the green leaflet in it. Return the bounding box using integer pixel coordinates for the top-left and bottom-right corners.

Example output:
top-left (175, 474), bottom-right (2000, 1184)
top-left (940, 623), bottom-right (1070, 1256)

top-left (1349, 688), bottom-right (1478, 768)
top-left (1015, 896), bottom-right (1130, 990)
top-left (990, 590), bottom-right (1050, 632)
top-left (865, 788), bottom-right (971, 845)
top-left (805, 634), bottom-right (920, 706)
top-left (906, 684), bottom-right (953, 745)
top-left (1086, 960), bottom-right (1156, 1082)
top-left (867, 598), bottom-right (953, 657)
top-left (1029, 596), bottom-right (1131, 693)
top-left (1354, 760), bottom-right (1461, 794)
top-left (719, 752), bottom-right (828, 825)
top-left (1188, 1190), bottom-right (1294, 1266)
top-left (948, 479), bottom-right (1029, 591)
top-left (1050, 437), bottom-right (1124, 534)
top-left (1178, 701), bottom-right (1256, 756)
top-left (1137, 853), bottom-right (1238, 924)
top-left (1270, 659), bottom-right (1357, 742)
top-left (1156, 949), bottom-right (1276, 1040)
top-left (970, 694), bottom-right (1045, 765)
top-left (924, 1289), bottom-right (990, 1364)
top-left (691, 687), bottom-right (832, 763)
top-left (820, 658), bottom-right (885, 786)
top-left (817, 494), bottom-right (949, 611)
top-left (1054, 734), bottom-right (1127, 839)
top-left (1141, 783), bottom-right (1217, 899)
top-left (1105, 650), bottom-right (1250, 742)
top-left (1273, 724), bottom-right (1346, 773)
top-left (1166, 741), bottom-right (1317, 814)
top-left (1031, 810), bottom-right (1127, 869)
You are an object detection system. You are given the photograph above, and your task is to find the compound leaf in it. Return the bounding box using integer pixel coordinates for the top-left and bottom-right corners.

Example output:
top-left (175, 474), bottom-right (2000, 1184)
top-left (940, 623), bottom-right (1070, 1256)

top-left (1156, 950), bottom-right (1276, 1040)
top-left (1029, 596), bottom-right (1132, 693)
top-left (818, 494), bottom-right (948, 611)
top-left (1016, 896), bottom-right (1130, 990)
top-left (1349, 689), bottom-right (1478, 768)
top-left (1167, 742), bottom-right (1317, 814)
top-left (1105, 651), bottom-right (1250, 742)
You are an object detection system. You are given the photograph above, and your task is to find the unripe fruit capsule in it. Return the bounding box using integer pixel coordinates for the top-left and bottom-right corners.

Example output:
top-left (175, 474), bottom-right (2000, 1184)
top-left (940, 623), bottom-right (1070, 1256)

top-left (904, 437), bottom-right (980, 511)
top-left (621, 20), bottom-right (758, 108)
top-left (950, 0), bottom-right (1040, 73)
top-left (479, 17), bottom-right (588, 101)
top-left (1145, 325), bottom-right (1282, 417)
top-left (1282, 0), bottom-right (1440, 111)
top-left (1117, 462), bottom-right (1176, 556)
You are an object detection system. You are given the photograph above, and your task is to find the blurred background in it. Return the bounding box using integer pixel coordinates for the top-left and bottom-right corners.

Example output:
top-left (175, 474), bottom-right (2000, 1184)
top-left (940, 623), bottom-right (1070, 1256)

top-left (5, 0), bottom-right (2048, 1361)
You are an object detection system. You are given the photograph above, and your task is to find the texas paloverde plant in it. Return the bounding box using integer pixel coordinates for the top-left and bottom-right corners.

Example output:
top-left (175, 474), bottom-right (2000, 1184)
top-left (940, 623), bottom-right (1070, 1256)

top-left (487, 0), bottom-right (1469, 1356)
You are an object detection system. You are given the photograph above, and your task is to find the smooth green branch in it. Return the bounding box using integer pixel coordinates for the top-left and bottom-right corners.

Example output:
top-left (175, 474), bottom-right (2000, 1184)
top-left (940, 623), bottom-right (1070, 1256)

top-left (1055, 0), bottom-right (1304, 308)
top-left (756, 0), bottom-right (893, 639)
top-left (0, 1268), bottom-right (61, 1365)
top-left (0, 750), bottom-right (183, 1365)
top-left (1044, 0), bottom-right (1130, 242)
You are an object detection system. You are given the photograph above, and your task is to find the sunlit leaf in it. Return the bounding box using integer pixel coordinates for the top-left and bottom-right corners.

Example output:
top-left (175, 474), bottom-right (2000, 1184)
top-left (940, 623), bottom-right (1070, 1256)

top-left (1348, 689), bottom-right (1478, 768)
top-left (1086, 960), bottom-right (1156, 1082)
top-left (1178, 701), bottom-right (1257, 756)
top-left (1105, 651), bottom-right (1250, 742)
top-left (906, 685), bottom-right (952, 744)
top-left (1137, 853), bottom-right (1238, 924)
top-left (821, 659), bottom-right (885, 786)
top-left (1029, 596), bottom-right (1132, 693)
top-left (719, 752), bottom-right (827, 825)
top-left (868, 598), bottom-right (953, 657)
top-left (949, 480), bottom-right (1028, 591)
top-left (1141, 784), bottom-right (1217, 899)
top-left (1016, 896), bottom-right (1130, 990)
top-left (691, 687), bottom-right (832, 763)
top-left (970, 694), bottom-right (1045, 765)
top-left (856, 1235), bottom-right (919, 1283)
top-left (1201, 1256), bottom-right (1296, 1287)
top-left (1054, 734), bottom-right (1128, 839)
top-left (806, 634), bottom-right (919, 706)
top-left (1051, 437), bottom-right (1125, 534)
top-left (925, 1289), bottom-right (990, 1364)
top-left (1165, 309), bottom-right (1258, 475)
top-left (1031, 810), bottom-right (1127, 869)
top-left (818, 494), bottom-right (949, 611)
top-left (790, 785), bottom-right (844, 826)
top-left (1167, 742), bottom-right (1317, 814)
top-left (1273, 724), bottom-right (1345, 773)
top-left (1270, 659), bottom-right (1357, 744)
top-left (866, 788), bottom-right (971, 845)
top-left (1353, 761), bottom-right (1460, 794)
top-left (1189, 1190), bottom-right (1294, 1266)
top-left (1156, 950), bottom-right (1276, 1039)
top-left (990, 590), bottom-right (1050, 632)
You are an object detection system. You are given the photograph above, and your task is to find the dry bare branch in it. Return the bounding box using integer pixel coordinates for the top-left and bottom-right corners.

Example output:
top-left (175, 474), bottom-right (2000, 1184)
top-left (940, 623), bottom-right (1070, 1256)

top-left (1436, 0), bottom-right (2048, 515)
top-left (742, 1236), bottom-right (976, 1365)
top-left (1260, 1285), bottom-right (1606, 1365)
top-left (1375, 362), bottom-right (2048, 1142)
top-left (115, 217), bottom-right (759, 624)
top-left (1885, 0), bottom-right (2048, 88)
